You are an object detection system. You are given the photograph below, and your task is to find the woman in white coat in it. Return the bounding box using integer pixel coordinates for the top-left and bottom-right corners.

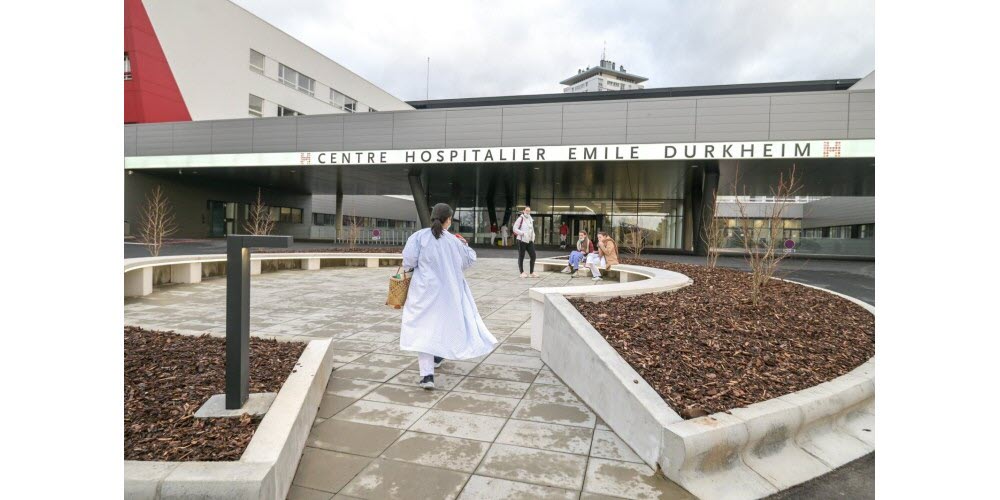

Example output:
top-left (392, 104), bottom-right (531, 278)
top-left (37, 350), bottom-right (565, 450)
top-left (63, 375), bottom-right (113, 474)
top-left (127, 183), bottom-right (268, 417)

top-left (400, 203), bottom-right (497, 389)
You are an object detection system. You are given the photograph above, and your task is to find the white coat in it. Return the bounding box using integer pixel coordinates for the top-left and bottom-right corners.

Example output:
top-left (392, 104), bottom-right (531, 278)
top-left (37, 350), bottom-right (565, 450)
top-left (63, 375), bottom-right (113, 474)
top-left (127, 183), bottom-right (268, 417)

top-left (512, 213), bottom-right (535, 243)
top-left (399, 228), bottom-right (497, 359)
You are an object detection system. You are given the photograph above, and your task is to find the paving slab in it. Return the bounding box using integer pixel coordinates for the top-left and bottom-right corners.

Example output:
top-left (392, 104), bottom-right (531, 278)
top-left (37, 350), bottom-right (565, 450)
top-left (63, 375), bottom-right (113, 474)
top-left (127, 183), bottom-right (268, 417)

top-left (475, 443), bottom-right (588, 490)
top-left (292, 447), bottom-right (372, 494)
top-left (362, 383), bottom-right (448, 408)
top-left (331, 400), bottom-right (427, 430)
top-left (340, 458), bottom-right (469, 500)
top-left (317, 394), bottom-right (357, 419)
top-left (495, 419), bottom-right (594, 455)
top-left (512, 399), bottom-right (598, 428)
top-left (409, 409), bottom-right (507, 441)
top-left (432, 392), bottom-right (520, 418)
top-left (308, 419), bottom-right (405, 457)
top-left (589, 429), bottom-right (645, 463)
top-left (468, 363), bottom-right (540, 383)
top-left (453, 376), bottom-right (531, 399)
top-left (458, 475), bottom-right (579, 500)
top-left (583, 458), bottom-right (696, 499)
top-left (331, 363), bottom-right (403, 382)
top-left (325, 378), bottom-right (381, 399)
top-left (381, 431), bottom-right (491, 472)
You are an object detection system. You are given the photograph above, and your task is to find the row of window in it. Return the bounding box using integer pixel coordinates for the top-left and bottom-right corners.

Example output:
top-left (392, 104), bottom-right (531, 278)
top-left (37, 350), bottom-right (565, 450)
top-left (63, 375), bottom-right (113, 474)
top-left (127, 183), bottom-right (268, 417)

top-left (249, 49), bottom-right (375, 115)
top-left (801, 223), bottom-right (874, 239)
top-left (249, 94), bottom-right (304, 118)
top-left (313, 213), bottom-right (418, 228)
top-left (244, 204), bottom-right (304, 224)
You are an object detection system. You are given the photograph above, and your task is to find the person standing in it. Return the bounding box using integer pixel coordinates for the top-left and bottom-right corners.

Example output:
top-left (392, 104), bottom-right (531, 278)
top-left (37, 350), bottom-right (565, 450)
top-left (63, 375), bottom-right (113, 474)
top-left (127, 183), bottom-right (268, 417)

top-left (585, 230), bottom-right (620, 281)
top-left (500, 224), bottom-right (509, 247)
top-left (512, 206), bottom-right (538, 278)
top-left (559, 222), bottom-right (569, 249)
top-left (490, 223), bottom-right (498, 246)
top-left (400, 203), bottom-right (497, 389)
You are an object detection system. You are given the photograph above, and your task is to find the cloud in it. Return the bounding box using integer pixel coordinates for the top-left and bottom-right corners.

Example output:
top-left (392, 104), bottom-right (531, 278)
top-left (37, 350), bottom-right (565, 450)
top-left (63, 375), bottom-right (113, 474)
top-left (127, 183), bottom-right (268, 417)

top-left (232, 0), bottom-right (874, 101)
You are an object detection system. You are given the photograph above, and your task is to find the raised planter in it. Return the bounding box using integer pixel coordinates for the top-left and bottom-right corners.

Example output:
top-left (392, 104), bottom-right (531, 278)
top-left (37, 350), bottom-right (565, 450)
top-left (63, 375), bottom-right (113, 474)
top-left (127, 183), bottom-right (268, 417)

top-left (124, 338), bottom-right (336, 500)
top-left (124, 253), bottom-right (403, 298)
top-left (532, 264), bottom-right (875, 500)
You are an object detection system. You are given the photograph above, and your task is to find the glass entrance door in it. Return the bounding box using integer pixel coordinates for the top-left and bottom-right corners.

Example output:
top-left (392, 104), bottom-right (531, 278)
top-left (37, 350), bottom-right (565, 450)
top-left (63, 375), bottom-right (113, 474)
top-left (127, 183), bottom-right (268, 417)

top-left (209, 201), bottom-right (226, 237)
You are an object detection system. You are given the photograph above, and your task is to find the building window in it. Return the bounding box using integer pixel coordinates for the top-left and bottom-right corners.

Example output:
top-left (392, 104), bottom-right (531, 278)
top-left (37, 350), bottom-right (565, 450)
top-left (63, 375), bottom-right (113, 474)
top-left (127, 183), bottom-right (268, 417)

top-left (368, 107), bottom-right (377, 112)
top-left (124, 53), bottom-right (132, 80)
top-left (249, 49), bottom-right (265, 74)
top-left (277, 105), bottom-right (303, 117)
top-left (330, 89), bottom-right (357, 112)
top-left (248, 95), bottom-right (263, 117)
top-left (278, 64), bottom-right (315, 96)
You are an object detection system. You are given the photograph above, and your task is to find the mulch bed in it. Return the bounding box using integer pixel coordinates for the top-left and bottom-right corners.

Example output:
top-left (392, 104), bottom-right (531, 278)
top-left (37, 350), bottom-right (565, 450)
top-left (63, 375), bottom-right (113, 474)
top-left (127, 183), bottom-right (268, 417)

top-left (257, 247), bottom-right (402, 254)
top-left (571, 258), bottom-right (874, 419)
top-left (125, 326), bottom-right (306, 461)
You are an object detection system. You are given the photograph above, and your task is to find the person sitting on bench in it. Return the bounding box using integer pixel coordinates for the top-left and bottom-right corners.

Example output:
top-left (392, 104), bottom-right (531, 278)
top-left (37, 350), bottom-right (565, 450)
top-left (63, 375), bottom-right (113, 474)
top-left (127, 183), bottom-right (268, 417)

top-left (584, 231), bottom-right (620, 281)
top-left (563, 230), bottom-right (594, 274)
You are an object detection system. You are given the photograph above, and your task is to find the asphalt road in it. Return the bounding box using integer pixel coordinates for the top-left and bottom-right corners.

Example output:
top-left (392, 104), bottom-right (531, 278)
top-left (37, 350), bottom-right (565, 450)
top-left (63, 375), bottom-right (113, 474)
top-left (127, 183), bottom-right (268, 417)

top-left (125, 238), bottom-right (875, 497)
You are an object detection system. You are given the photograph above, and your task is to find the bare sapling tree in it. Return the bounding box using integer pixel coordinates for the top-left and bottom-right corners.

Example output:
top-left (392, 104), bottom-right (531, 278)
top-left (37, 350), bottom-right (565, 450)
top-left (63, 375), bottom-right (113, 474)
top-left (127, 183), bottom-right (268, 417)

top-left (732, 163), bottom-right (801, 306)
top-left (243, 188), bottom-right (275, 235)
top-left (138, 185), bottom-right (178, 257)
top-left (346, 209), bottom-right (363, 250)
top-left (623, 224), bottom-right (649, 260)
top-left (701, 191), bottom-right (726, 268)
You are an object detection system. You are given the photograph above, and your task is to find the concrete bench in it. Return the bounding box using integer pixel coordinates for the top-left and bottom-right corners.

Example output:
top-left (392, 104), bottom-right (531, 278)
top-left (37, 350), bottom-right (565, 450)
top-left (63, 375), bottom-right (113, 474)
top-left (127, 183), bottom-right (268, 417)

top-left (124, 253), bottom-right (403, 298)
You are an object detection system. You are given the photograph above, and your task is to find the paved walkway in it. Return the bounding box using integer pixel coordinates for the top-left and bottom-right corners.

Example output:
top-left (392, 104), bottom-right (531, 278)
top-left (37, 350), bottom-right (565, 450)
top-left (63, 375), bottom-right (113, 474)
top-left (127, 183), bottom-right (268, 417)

top-left (125, 259), bottom-right (695, 499)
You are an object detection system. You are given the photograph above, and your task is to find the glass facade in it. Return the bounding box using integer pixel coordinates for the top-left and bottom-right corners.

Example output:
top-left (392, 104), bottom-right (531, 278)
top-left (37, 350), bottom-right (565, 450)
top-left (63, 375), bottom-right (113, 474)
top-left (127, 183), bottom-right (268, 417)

top-left (424, 161), bottom-right (689, 250)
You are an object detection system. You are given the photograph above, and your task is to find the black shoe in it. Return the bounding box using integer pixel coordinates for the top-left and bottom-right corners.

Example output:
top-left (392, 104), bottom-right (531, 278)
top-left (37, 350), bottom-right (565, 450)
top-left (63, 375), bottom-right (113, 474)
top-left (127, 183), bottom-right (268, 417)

top-left (418, 374), bottom-right (435, 390)
top-left (433, 356), bottom-right (444, 368)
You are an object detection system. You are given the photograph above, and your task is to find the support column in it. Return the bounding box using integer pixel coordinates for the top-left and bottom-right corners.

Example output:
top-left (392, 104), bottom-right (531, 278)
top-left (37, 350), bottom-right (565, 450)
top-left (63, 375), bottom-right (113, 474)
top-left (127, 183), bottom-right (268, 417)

top-left (124, 267), bottom-right (153, 297)
top-left (301, 258), bottom-right (321, 270)
top-left (691, 163), bottom-right (721, 256)
top-left (335, 166), bottom-right (344, 239)
top-left (408, 167), bottom-right (431, 228)
top-left (169, 262), bottom-right (202, 284)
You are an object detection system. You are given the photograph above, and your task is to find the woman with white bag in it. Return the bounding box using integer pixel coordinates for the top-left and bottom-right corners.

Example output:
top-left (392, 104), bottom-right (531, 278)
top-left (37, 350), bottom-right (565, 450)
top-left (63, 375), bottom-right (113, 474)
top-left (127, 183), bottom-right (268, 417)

top-left (399, 203), bottom-right (496, 389)
top-left (511, 206), bottom-right (538, 278)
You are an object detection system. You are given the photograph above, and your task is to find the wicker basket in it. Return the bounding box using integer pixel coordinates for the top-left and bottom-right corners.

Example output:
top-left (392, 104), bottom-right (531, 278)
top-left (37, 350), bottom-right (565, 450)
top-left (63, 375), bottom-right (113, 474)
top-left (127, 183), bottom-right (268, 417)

top-left (386, 266), bottom-right (411, 309)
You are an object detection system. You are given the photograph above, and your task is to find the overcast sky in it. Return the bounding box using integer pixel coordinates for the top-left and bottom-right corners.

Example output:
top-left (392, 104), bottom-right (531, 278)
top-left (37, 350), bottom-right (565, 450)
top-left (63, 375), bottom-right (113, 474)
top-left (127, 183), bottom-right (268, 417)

top-left (232, 0), bottom-right (874, 102)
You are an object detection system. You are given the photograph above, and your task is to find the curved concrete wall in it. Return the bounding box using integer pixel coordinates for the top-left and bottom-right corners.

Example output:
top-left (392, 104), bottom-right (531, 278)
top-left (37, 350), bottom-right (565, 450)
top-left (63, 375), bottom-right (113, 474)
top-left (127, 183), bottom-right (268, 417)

top-left (531, 262), bottom-right (875, 500)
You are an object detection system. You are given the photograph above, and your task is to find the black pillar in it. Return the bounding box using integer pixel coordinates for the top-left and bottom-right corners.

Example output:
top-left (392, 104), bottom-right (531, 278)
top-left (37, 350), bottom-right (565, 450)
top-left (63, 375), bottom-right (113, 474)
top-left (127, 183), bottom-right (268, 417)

top-left (226, 235), bottom-right (291, 409)
top-left (693, 163), bottom-right (720, 256)
top-left (408, 167), bottom-right (431, 228)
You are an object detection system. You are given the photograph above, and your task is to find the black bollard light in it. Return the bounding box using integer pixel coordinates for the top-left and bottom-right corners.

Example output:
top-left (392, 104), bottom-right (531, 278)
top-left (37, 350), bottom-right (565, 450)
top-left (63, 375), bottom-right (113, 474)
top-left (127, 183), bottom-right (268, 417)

top-left (226, 235), bottom-right (292, 409)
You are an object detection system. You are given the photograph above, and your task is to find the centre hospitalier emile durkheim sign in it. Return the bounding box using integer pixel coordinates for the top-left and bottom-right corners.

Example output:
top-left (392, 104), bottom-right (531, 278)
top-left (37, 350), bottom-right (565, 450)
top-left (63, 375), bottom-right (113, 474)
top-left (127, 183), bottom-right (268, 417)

top-left (124, 139), bottom-right (874, 169)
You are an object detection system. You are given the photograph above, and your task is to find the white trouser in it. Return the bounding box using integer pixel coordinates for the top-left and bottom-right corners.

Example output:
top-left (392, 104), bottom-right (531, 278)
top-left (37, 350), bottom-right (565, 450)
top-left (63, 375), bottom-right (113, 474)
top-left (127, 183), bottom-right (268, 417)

top-left (586, 254), bottom-right (606, 277)
top-left (417, 352), bottom-right (436, 376)
top-left (502, 236), bottom-right (508, 246)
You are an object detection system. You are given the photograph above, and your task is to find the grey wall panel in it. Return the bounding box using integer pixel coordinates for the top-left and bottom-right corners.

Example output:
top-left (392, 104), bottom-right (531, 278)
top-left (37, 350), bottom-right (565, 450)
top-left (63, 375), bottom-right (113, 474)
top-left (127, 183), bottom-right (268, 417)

top-left (848, 92), bottom-right (875, 139)
top-left (392, 110), bottom-right (446, 149)
top-left (696, 96), bottom-right (770, 141)
top-left (501, 105), bottom-right (563, 146)
top-left (802, 196), bottom-right (874, 228)
top-left (251, 117), bottom-right (297, 153)
top-left (297, 115), bottom-right (345, 151)
top-left (136, 123), bottom-right (174, 156)
top-left (562, 101), bottom-right (627, 145)
top-left (626, 99), bottom-right (697, 142)
top-left (446, 108), bottom-right (502, 147)
top-left (211, 120), bottom-right (253, 154)
top-left (343, 113), bottom-right (394, 150)
top-left (171, 122), bottom-right (213, 154)
top-left (125, 126), bottom-right (137, 156)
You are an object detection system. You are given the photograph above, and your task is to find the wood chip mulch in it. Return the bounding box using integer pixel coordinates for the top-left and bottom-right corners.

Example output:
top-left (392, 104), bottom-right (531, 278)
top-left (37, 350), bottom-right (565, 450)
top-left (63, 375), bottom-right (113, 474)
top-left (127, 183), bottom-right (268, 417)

top-left (570, 258), bottom-right (874, 419)
top-left (124, 326), bottom-right (306, 461)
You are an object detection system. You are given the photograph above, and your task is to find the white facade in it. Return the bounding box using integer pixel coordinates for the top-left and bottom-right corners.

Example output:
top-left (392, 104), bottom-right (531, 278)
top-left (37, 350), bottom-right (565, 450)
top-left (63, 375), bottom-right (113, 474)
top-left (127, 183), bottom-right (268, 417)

top-left (561, 59), bottom-right (647, 93)
top-left (141, 0), bottom-right (412, 120)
